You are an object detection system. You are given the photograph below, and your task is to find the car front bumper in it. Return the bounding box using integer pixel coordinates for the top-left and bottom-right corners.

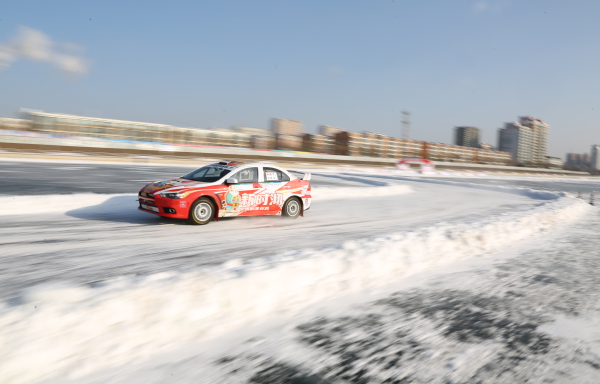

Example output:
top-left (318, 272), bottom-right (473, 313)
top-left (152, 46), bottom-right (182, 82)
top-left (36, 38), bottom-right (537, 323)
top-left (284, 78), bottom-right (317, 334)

top-left (138, 195), bottom-right (190, 219)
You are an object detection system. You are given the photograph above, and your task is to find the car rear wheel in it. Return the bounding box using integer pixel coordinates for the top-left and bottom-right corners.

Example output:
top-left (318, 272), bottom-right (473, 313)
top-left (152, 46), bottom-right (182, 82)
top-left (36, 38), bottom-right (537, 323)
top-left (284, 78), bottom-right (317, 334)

top-left (282, 197), bottom-right (301, 219)
top-left (189, 197), bottom-right (214, 225)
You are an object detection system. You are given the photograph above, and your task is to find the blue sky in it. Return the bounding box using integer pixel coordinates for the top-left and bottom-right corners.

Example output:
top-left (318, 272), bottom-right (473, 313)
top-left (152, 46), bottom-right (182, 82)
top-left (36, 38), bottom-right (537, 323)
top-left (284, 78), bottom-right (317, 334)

top-left (1, 0), bottom-right (599, 157)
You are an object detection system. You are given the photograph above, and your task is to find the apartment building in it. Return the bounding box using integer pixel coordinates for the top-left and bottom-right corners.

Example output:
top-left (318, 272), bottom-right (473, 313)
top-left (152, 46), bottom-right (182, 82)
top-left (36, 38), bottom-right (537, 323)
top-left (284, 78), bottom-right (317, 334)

top-left (232, 126), bottom-right (275, 149)
top-left (272, 118), bottom-right (303, 136)
top-left (565, 153), bottom-right (591, 169)
top-left (454, 126), bottom-right (480, 148)
top-left (302, 134), bottom-right (335, 153)
top-left (520, 116), bottom-right (549, 163)
top-left (498, 117), bottom-right (549, 163)
top-left (233, 126), bottom-right (274, 137)
top-left (545, 156), bottom-right (564, 168)
top-left (272, 118), bottom-right (303, 150)
top-left (335, 131), bottom-right (420, 158)
top-left (498, 122), bottom-right (534, 162)
top-left (591, 145), bottom-right (600, 170)
top-left (334, 131), bottom-right (511, 164)
top-left (319, 125), bottom-right (343, 138)
top-left (0, 117), bottom-right (31, 131)
top-left (24, 111), bottom-right (251, 147)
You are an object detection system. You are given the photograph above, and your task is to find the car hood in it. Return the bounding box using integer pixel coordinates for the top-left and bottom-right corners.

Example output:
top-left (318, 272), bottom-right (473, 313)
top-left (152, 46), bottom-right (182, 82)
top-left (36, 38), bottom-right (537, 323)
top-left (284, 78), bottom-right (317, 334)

top-left (142, 178), bottom-right (209, 194)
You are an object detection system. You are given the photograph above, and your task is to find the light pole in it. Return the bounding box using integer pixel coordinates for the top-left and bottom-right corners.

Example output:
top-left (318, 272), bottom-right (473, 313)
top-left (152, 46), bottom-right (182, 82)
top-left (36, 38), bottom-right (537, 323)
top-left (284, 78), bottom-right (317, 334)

top-left (402, 110), bottom-right (410, 140)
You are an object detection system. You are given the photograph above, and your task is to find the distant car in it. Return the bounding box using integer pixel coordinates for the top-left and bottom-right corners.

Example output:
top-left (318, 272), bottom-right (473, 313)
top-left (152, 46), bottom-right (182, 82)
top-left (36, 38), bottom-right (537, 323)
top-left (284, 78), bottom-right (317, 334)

top-left (138, 161), bottom-right (312, 225)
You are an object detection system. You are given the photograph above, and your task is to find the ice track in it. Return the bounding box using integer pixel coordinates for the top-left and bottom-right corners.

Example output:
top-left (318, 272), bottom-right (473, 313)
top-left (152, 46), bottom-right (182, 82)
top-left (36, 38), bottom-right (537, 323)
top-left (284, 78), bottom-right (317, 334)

top-left (0, 171), bottom-right (593, 383)
top-left (0, 175), bottom-right (537, 299)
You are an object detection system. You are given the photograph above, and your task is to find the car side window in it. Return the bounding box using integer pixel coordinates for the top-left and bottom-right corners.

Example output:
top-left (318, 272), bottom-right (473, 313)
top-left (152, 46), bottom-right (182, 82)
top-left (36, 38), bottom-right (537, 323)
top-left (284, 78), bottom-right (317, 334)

top-left (231, 167), bottom-right (258, 183)
top-left (263, 167), bottom-right (290, 182)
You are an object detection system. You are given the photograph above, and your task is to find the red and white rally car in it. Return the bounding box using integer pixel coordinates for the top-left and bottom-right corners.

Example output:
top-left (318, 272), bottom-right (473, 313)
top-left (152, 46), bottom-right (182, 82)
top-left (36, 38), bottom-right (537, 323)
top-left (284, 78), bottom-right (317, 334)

top-left (138, 161), bottom-right (312, 225)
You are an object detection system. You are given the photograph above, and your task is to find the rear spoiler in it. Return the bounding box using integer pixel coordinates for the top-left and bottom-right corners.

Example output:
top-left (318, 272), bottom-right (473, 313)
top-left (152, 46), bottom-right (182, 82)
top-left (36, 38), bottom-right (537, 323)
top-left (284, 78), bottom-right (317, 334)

top-left (289, 170), bottom-right (311, 181)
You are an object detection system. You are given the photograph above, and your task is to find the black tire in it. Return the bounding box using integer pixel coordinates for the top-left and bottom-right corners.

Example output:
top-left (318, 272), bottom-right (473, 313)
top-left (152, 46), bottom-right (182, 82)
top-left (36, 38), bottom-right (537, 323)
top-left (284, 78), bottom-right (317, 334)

top-left (188, 197), bottom-right (214, 225)
top-left (282, 197), bottom-right (302, 219)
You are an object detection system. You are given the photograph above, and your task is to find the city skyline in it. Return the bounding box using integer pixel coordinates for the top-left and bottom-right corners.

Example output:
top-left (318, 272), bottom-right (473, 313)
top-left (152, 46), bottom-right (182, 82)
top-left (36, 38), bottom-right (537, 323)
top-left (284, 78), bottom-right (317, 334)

top-left (5, 106), bottom-right (599, 163)
top-left (1, 1), bottom-right (600, 157)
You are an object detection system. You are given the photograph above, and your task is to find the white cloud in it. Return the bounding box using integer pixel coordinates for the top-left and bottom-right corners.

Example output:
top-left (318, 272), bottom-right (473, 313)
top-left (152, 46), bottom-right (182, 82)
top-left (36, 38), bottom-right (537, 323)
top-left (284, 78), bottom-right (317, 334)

top-left (0, 26), bottom-right (88, 74)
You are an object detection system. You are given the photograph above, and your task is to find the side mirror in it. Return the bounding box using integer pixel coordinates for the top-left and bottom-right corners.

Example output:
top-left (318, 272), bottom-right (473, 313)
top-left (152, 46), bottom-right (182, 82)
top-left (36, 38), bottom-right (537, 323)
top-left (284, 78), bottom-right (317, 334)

top-left (225, 178), bottom-right (239, 185)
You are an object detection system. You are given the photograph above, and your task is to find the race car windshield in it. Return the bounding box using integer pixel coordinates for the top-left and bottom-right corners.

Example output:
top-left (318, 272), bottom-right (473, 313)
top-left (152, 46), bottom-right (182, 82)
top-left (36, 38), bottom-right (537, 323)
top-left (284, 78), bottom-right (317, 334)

top-left (182, 166), bottom-right (232, 182)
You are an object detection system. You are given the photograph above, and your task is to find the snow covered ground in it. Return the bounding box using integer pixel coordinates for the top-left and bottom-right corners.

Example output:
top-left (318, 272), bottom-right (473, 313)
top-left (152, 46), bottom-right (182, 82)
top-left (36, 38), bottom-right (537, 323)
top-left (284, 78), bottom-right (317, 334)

top-left (0, 160), bottom-right (599, 383)
top-left (0, 172), bottom-right (542, 300)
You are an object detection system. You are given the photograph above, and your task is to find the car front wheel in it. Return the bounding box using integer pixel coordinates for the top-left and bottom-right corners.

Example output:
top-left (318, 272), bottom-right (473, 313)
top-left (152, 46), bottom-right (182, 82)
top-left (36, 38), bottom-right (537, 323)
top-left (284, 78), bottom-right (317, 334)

top-left (282, 197), bottom-right (301, 219)
top-left (189, 197), bottom-right (214, 225)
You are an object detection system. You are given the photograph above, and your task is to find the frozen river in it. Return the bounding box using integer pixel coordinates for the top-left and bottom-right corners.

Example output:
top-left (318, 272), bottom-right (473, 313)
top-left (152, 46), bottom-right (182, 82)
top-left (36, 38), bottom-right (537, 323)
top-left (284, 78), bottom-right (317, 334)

top-left (1, 159), bottom-right (599, 383)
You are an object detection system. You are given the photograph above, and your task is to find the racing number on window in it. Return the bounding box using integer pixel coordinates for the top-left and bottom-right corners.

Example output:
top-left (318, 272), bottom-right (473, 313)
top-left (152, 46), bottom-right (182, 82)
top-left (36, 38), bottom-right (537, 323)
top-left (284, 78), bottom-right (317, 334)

top-left (265, 171), bottom-right (278, 181)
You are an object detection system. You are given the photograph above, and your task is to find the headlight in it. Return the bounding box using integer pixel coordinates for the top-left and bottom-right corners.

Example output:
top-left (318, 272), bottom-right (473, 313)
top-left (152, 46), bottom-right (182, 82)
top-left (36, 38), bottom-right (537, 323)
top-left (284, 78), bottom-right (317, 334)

top-left (159, 192), bottom-right (184, 199)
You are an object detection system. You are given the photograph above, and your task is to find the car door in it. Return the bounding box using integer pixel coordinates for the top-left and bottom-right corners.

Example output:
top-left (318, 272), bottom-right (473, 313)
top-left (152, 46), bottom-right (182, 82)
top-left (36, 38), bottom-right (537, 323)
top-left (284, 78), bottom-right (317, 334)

top-left (260, 167), bottom-right (290, 212)
top-left (221, 167), bottom-right (262, 216)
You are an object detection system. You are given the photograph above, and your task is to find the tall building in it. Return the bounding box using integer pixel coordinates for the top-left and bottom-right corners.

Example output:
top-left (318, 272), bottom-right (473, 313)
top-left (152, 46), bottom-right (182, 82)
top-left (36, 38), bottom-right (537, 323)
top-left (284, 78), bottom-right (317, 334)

top-left (520, 116), bottom-right (549, 163)
top-left (272, 118), bottom-right (303, 136)
top-left (498, 123), bottom-right (534, 162)
top-left (454, 126), bottom-right (480, 148)
top-left (591, 145), bottom-right (600, 170)
top-left (566, 153), bottom-right (591, 168)
top-left (272, 118), bottom-right (303, 150)
top-left (497, 116), bottom-right (549, 163)
top-left (319, 125), bottom-right (343, 137)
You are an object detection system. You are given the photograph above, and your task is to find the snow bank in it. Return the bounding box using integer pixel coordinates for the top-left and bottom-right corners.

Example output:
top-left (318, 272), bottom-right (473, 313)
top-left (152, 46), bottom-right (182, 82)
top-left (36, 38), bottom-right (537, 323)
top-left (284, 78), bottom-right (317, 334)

top-left (0, 193), bottom-right (592, 383)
